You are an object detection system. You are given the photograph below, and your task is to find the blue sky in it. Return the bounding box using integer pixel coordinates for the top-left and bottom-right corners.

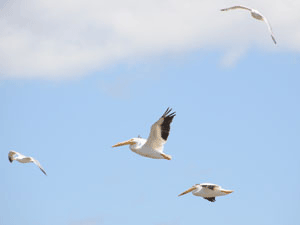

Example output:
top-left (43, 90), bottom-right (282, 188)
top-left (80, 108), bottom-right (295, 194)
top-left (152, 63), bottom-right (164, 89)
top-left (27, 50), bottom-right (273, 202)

top-left (1, 1), bottom-right (300, 225)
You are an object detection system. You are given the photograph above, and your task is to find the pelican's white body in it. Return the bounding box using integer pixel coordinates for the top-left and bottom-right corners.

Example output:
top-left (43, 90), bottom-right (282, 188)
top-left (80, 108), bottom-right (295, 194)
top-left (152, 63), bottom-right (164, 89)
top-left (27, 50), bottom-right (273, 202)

top-left (129, 138), bottom-right (165, 159)
top-left (178, 183), bottom-right (233, 202)
top-left (191, 183), bottom-right (229, 198)
top-left (112, 108), bottom-right (175, 160)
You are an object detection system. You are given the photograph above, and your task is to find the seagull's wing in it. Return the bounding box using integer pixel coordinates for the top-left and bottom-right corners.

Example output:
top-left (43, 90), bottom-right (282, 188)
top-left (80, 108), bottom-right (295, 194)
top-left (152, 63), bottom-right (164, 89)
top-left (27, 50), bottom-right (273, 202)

top-left (220, 5), bottom-right (252, 12)
top-left (144, 108), bottom-right (176, 151)
top-left (262, 16), bottom-right (277, 44)
top-left (8, 150), bottom-right (25, 162)
top-left (32, 158), bottom-right (47, 176)
top-left (8, 151), bottom-right (17, 163)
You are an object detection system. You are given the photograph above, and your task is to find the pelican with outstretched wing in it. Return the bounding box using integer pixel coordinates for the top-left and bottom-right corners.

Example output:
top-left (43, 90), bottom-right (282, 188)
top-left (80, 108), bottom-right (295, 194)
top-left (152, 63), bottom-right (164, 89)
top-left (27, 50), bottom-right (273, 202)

top-left (112, 108), bottom-right (176, 160)
top-left (178, 183), bottom-right (233, 202)
top-left (221, 5), bottom-right (277, 44)
top-left (8, 150), bottom-right (47, 175)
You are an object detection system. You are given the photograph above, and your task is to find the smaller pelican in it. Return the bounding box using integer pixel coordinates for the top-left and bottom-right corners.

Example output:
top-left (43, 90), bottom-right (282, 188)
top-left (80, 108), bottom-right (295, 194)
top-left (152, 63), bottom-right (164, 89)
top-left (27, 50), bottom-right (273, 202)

top-left (8, 150), bottom-right (47, 175)
top-left (221, 6), bottom-right (277, 44)
top-left (112, 108), bottom-right (176, 160)
top-left (178, 183), bottom-right (233, 202)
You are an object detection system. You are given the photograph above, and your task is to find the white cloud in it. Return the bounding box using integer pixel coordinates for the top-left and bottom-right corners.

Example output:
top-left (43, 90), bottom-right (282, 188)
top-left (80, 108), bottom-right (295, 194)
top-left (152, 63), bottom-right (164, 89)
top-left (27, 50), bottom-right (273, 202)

top-left (0, 0), bottom-right (299, 79)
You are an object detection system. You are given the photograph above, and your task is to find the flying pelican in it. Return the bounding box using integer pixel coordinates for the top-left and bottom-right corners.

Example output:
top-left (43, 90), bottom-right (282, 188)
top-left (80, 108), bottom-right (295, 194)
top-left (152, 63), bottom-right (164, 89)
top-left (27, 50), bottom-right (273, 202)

top-left (178, 183), bottom-right (233, 202)
top-left (221, 6), bottom-right (277, 44)
top-left (112, 108), bottom-right (176, 160)
top-left (8, 150), bottom-right (47, 175)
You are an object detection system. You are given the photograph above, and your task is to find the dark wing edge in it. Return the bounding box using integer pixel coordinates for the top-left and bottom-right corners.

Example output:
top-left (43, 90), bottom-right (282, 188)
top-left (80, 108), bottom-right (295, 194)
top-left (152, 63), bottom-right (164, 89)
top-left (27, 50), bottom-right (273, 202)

top-left (40, 167), bottom-right (47, 176)
top-left (271, 35), bottom-right (277, 44)
top-left (160, 107), bottom-right (176, 141)
top-left (201, 185), bottom-right (216, 190)
top-left (204, 197), bottom-right (216, 202)
top-left (33, 159), bottom-right (47, 176)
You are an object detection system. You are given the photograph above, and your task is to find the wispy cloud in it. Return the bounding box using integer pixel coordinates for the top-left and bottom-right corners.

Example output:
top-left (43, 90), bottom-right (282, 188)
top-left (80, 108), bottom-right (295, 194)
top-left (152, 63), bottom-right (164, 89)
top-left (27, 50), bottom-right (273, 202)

top-left (0, 0), bottom-right (299, 79)
top-left (220, 47), bottom-right (248, 68)
top-left (99, 75), bottom-right (136, 99)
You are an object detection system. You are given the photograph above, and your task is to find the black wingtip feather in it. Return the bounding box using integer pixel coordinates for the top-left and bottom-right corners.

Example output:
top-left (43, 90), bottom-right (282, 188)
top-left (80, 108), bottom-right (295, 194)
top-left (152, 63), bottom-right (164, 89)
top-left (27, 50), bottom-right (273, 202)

top-left (160, 108), bottom-right (176, 141)
top-left (41, 168), bottom-right (47, 176)
top-left (162, 107), bottom-right (172, 118)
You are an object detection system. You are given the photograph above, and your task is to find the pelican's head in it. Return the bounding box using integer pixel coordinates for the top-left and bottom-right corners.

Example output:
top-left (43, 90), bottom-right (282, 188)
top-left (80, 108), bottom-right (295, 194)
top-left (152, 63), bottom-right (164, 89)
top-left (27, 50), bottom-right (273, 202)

top-left (178, 184), bottom-right (201, 197)
top-left (8, 150), bottom-right (17, 163)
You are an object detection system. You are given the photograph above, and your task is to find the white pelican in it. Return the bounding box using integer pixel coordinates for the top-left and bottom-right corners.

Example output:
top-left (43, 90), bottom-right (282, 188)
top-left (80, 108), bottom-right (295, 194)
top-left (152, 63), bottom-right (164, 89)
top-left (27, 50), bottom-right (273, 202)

top-left (178, 183), bottom-right (233, 202)
top-left (112, 108), bottom-right (176, 160)
top-left (8, 150), bottom-right (47, 175)
top-left (221, 6), bottom-right (277, 44)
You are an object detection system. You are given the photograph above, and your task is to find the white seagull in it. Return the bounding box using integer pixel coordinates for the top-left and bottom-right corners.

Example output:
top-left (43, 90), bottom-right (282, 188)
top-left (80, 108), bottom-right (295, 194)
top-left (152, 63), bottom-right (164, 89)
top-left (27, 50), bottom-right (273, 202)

top-left (112, 108), bottom-right (176, 160)
top-left (221, 6), bottom-right (277, 44)
top-left (8, 150), bottom-right (47, 175)
top-left (178, 183), bottom-right (233, 202)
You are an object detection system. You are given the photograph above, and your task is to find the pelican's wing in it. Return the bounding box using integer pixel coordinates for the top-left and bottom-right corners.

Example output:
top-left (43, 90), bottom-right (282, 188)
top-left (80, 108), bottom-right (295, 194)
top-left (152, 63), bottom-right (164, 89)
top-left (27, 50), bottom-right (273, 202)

top-left (220, 5), bottom-right (252, 12)
top-left (144, 108), bottom-right (176, 151)
top-left (262, 16), bottom-right (277, 44)
top-left (32, 158), bottom-right (47, 176)
top-left (203, 197), bottom-right (216, 202)
top-left (201, 183), bottom-right (220, 190)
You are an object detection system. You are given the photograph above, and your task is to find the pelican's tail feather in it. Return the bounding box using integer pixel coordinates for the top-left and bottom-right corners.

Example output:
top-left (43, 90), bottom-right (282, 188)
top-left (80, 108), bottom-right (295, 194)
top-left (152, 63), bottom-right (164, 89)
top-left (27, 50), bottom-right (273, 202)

top-left (161, 153), bottom-right (172, 160)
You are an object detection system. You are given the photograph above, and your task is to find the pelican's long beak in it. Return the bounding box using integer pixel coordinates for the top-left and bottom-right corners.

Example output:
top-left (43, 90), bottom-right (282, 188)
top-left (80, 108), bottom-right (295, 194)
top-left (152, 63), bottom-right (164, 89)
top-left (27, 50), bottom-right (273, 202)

top-left (178, 186), bottom-right (196, 196)
top-left (221, 190), bottom-right (234, 194)
top-left (112, 139), bottom-right (135, 148)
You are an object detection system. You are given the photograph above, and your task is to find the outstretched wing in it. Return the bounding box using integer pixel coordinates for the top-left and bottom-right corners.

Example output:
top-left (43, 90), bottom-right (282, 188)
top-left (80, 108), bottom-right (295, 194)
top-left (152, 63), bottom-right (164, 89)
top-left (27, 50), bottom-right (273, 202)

top-left (221, 5), bottom-right (252, 12)
top-left (32, 158), bottom-right (47, 176)
top-left (204, 197), bottom-right (216, 202)
top-left (144, 108), bottom-right (176, 151)
top-left (262, 17), bottom-right (277, 44)
top-left (8, 150), bottom-right (20, 163)
top-left (8, 151), bottom-right (16, 163)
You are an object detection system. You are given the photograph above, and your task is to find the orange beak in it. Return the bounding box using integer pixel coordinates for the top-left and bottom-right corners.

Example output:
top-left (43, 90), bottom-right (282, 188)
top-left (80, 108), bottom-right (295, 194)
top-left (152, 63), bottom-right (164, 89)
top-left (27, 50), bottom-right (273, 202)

top-left (178, 186), bottom-right (196, 196)
top-left (112, 139), bottom-right (135, 148)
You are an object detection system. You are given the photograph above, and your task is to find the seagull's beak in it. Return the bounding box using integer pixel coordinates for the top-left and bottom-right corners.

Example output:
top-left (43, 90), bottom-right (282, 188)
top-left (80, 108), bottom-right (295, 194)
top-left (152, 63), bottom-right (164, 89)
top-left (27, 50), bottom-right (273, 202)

top-left (178, 186), bottom-right (197, 196)
top-left (112, 139), bottom-right (135, 148)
